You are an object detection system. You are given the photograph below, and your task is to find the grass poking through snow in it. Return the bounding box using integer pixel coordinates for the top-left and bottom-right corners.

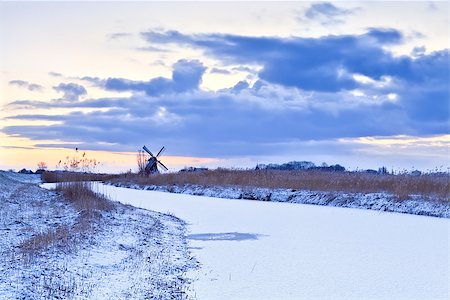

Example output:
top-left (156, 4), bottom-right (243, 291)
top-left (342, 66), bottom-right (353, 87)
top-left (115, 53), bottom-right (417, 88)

top-left (20, 181), bottom-right (113, 254)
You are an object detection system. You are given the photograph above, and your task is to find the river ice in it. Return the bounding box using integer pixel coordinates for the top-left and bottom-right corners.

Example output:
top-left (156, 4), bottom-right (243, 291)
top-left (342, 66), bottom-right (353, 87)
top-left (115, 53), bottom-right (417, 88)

top-left (94, 183), bottom-right (449, 300)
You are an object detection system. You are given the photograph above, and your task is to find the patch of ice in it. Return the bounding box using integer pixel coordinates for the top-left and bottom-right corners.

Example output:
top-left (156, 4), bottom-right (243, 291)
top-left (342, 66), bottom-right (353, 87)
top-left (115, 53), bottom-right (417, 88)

top-left (187, 232), bottom-right (261, 241)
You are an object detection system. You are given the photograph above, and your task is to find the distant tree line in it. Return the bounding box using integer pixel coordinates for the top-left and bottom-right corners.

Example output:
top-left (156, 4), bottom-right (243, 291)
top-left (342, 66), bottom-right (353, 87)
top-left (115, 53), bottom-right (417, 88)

top-left (255, 161), bottom-right (346, 172)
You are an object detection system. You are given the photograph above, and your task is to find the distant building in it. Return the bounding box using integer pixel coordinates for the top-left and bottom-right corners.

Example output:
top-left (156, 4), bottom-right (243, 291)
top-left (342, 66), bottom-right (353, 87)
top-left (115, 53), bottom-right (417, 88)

top-left (410, 170), bottom-right (422, 176)
top-left (179, 167), bottom-right (209, 173)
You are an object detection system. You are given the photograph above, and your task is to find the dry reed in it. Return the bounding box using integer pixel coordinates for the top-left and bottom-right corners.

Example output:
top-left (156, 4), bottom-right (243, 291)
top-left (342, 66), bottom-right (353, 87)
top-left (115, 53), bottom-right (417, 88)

top-left (21, 179), bottom-right (113, 253)
top-left (41, 171), bottom-right (111, 183)
top-left (55, 181), bottom-right (114, 212)
top-left (108, 169), bottom-right (450, 201)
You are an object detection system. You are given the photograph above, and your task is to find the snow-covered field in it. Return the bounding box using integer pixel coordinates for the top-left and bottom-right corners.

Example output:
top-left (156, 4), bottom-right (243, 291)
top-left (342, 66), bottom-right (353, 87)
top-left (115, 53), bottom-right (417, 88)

top-left (1, 172), bottom-right (195, 299)
top-left (95, 183), bottom-right (449, 300)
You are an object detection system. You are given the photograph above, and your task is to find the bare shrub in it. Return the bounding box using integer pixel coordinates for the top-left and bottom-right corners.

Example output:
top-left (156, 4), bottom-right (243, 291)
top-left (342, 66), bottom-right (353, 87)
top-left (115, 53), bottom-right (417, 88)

top-left (37, 161), bottom-right (47, 170)
top-left (42, 149), bottom-right (109, 183)
top-left (137, 150), bottom-right (147, 174)
top-left (56, 150), bottom-right (100, 172)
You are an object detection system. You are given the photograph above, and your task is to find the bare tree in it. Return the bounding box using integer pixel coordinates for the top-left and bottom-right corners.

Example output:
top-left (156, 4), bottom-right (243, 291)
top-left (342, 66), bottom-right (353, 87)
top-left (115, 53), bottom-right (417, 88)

top-left (137, 150), bottom-right (146, 174)
top-left (37, 161), bottom-right (48, 170)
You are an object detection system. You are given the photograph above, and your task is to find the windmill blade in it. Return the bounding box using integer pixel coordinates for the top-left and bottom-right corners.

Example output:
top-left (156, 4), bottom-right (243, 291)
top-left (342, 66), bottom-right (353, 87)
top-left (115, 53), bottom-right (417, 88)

top-left (157, 160), bottom-right (169, 171)
top-left (142, 145), bottom-right (154, 157)
top-left (156, 146), bottom-right (165, 158)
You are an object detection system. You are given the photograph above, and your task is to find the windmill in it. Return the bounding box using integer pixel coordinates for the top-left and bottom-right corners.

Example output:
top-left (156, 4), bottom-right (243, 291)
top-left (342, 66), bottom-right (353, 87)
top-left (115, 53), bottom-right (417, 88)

top-left (142, 145), bottom-right (169, 174)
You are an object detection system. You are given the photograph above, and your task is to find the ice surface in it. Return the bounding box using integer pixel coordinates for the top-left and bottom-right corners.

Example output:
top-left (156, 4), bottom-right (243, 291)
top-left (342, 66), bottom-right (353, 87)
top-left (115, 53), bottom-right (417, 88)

top-left (109, 182), bottom-right (450, 218)
top-left (94, 183), bottom-right (450, 300)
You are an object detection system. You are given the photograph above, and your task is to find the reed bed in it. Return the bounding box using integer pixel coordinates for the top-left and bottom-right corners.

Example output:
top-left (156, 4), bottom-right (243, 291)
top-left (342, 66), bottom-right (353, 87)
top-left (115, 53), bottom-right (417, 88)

top-left (108, 169), bottom-right (450, 201)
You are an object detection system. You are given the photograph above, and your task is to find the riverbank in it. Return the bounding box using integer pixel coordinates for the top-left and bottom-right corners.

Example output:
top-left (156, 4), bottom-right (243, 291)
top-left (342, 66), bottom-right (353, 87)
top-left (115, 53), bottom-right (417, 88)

top-left (107, 181), bottom-right (450, 218)
top-left (0, 172), bottom-right (196, 299)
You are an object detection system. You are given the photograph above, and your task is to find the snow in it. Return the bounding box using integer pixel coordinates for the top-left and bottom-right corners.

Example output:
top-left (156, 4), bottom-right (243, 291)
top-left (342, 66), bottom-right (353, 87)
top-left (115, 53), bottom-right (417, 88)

top-left (94, 183), bottom-right (449, 300)
top-left (2, 173), bottom-right (195, 299)
top-left (109, 182), bottom-right (450, 218)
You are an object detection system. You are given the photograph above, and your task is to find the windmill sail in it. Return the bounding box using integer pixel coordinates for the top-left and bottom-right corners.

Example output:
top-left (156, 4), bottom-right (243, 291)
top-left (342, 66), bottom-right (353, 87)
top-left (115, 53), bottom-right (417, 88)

top-left (142, 145), bottom-right (168, 174)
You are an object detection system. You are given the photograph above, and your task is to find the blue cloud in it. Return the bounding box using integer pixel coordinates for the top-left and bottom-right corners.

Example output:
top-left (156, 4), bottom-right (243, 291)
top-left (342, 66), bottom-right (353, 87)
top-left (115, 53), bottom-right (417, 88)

top-left (303, 2), bottom-right (356, 25)
top-left (219, 80), bottom-right (250, 94)
top-left (4, 77), bottom-right (447, 157)
top-left (9, 80), bottom-right (43, 92)
top-left (209, 67), bottom-right (231, 75)
top-left (102, 59), bottom-right (205, 96)
top-left (53, 83), bottom-right (87, 101)
top-left (142, 29), bottom-right (449, 122)
top-left (141, 28), bottom-right (415, 92)
top-left (3, 29), bottom-right (448, 159)
top-left (366, 27), bottom-right (403, 44)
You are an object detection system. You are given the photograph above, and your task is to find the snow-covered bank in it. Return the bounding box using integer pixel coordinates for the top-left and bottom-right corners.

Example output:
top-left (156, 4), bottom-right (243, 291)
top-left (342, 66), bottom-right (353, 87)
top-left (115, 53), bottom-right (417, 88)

top-left (1, 172), bottom-right (196, 299)
top-left (95, 183), bottom-right (450, 300)
top-left (107, 182), bottom-right (450, 218)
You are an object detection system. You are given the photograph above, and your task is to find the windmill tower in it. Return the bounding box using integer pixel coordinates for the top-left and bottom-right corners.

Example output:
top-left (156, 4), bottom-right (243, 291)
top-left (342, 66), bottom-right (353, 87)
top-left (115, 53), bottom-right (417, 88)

top-left (142, 145), bottom-right (169, 174)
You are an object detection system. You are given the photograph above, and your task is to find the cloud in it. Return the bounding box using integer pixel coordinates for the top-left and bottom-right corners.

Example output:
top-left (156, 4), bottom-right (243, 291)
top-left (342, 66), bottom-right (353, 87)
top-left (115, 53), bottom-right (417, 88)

top-left (427, 2), bottom-right (438, 11)
top-left (98, 59), bottom-right (205, 96)
top-left (3, 29), bottom-right (448, 159)
top-left (136, 46), bottom-right (169, 52)
top-left (48, 71), bottom-right (63, 77)
top-left (9, 80), bottom-right (43, 92)
top-left (141, 28), bottom-right (427, 91)
top-left (303, 2), bottom-right (356, 25)
top-left (366, 27), bottom-right (403, 44)
top-left (4, 75), bottom-right (447, 158)
top-left (53, 83), bottom-right (87, 101)
top-left (142, 29), bottom-right (448, 120)
top-left (108, 32), bottom-right (132, 40)
top-left (219, 80), bottom-right (250, 94)
top-left (209, 67), bottom-right (231, 75)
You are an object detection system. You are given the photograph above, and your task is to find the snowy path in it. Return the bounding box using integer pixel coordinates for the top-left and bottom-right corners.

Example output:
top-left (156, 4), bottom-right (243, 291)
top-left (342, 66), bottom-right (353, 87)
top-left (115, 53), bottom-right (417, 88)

top-left (95, 183), bottom-right (449, 300)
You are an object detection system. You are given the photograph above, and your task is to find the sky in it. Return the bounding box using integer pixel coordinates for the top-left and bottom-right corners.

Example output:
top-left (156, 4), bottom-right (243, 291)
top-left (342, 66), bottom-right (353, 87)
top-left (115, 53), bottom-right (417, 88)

top-left (1, 1), bottom-right (449, 173)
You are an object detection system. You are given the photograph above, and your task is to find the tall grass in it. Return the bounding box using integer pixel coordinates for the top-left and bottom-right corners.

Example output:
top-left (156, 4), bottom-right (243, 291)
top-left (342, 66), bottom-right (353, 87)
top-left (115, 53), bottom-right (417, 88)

top-left (41, 167), bottom-right (449, 201)
top-left (108, 169), bottom-right (450, 201)
top-left (41, 171), bottom-right (111, 183)
top-left (55, 181), bottom-right (114, 212)
top-left (18, 172), bottom-right (115, 298)
top-left (21, 180), bottom-right (113, 253)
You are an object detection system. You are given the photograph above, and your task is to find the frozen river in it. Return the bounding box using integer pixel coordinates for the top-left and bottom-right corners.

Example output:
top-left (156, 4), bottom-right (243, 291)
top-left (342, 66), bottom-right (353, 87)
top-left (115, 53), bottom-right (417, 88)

top-left (93, 183), bottom-right (448, 299)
